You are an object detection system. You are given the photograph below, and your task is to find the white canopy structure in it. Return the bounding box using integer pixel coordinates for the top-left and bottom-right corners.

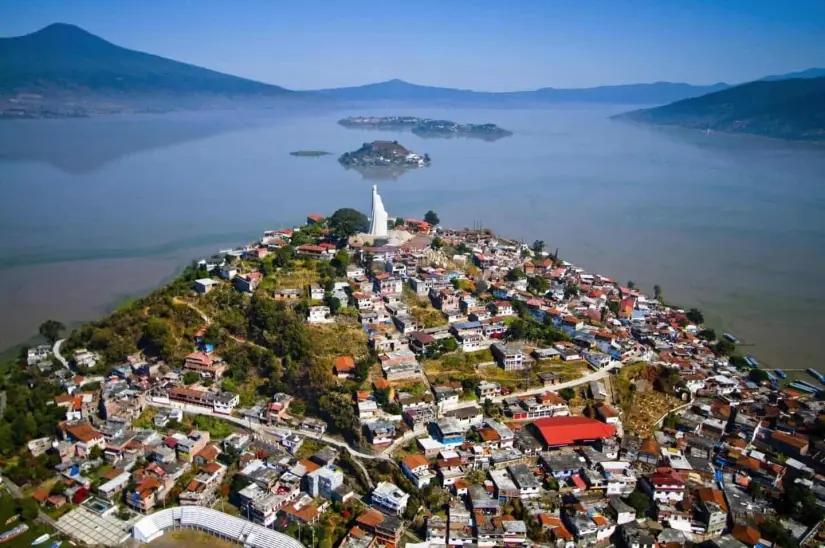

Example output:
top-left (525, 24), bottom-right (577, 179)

top-left (132, 506), bottom-right (304, 548)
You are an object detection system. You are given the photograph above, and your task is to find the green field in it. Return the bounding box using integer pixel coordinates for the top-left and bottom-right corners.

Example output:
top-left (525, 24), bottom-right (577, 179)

top-left (0, 488), bottom-right (56, 548)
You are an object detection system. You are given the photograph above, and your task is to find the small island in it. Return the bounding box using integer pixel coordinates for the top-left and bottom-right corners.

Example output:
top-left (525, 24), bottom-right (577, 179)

top-left (290, 150), bottom-right (332, 157)
top-left (338, 140), bottom-right (431, 170)
top-left (338, 116), bottom-right (513, 141)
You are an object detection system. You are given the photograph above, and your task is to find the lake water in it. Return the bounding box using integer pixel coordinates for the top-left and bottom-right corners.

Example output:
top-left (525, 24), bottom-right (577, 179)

top-left (0, 106), bottom-right (823, 370)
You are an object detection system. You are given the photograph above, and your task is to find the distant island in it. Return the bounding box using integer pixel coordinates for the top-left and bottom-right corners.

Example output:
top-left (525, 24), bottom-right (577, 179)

top-left (615, 76), bottom-right (825, 142)
top-left (290, 150), bottom-right (332, 157)
top-left (339, 116), bottom-right (513, 141)
top-left (338, 140), bottom-right (431, 170)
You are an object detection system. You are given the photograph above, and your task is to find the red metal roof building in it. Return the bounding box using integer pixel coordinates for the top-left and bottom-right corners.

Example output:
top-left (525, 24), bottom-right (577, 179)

top-left (532, 416), bottom-right (615, 448)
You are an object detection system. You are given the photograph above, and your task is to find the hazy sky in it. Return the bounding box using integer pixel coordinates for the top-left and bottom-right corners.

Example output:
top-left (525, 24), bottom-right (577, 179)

top-left (2, 0), bottom-right (824, 90)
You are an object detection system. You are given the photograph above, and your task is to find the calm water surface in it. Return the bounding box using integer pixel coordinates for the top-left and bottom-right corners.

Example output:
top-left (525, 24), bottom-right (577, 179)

top-left (0, 106), bottom-right (823, 369)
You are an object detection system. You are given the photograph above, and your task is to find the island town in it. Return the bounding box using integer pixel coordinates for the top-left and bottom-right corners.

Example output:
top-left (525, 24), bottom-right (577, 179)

top-left (1, 186), bottom-right (822, 548)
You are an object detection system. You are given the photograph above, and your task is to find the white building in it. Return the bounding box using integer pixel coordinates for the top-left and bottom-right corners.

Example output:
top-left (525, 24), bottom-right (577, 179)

top-left (371, 481), bottom-right (410, 516)
top-left (307, 306), bottom-right (333, 324)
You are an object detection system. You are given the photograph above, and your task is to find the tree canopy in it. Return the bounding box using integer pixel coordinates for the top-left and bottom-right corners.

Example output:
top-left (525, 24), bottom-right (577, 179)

top-left (39, 319), bottom-right (65, 343)
top-left (424, 210), bottom-right (440, 225)
top-left (328, 208), bottom-right (369, 238)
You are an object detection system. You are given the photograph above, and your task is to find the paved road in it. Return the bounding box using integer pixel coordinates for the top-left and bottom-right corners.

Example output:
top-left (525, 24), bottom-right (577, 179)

top-left (150, 360), bottom-right (625, 461)
top-left (52, 339), bottom-right (70, 369)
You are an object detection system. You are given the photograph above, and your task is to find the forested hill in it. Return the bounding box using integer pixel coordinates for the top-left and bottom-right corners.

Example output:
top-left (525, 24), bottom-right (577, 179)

top-left (0, 23), bottom-right (291, 97)
top-left (616, 77), bottom-right (825, 141)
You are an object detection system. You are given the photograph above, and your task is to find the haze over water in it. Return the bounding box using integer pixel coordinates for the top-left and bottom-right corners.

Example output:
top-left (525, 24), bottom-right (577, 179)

top-left (0, 106), bottom-right (823, 370)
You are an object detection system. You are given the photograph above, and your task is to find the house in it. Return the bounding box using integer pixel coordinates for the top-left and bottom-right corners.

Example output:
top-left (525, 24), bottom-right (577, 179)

top-left (365, 420), bottom-right (396, 446)
top-left (371, 482), bottom-right (410, 516)
top-left (508, 463), bottom-right (541, 499)
top-left (491, 343), bottom-right (525, 371)
top-left (443, 405), bottom-right (484, 429)
top-left (274, 288), bottom-right (302, 300)
top-left (433, 385), bottom-right (460, 411)
top-left (167, 387), bottom-right (239, 414)
top-left (183, 352), bottom-right (227, 380)
top-left (300, 417), bottom-right (327, 435)
top-left (643, 467), bottom-right (685, 504)
top-left (333, 356), bottom-right (356, 379)
top-left (193, 278), bottom-right (218, 294)
top-left (621, 522), bottom-right (657, 548)
top-left (219, 265), bottom-right (238, 280)
top-left (477, 381), bottom-right (502, 399)
top-left (408, 331), bottom-right (437, 354)
top-left (490, 301), bottom-right (515, 317)
top-left (233, 272), bottom-right (262, 293)
top-left (608, 496), bottom-right (637, 525)
top-left (63, 423), bottom-right (106, 457)
top-left (401, 454), bottom-right (434, 488)
top-left (307, 306), bottom-right (333, 324)
top-left (309, 283), bottom-right (325, 301)
top-left (430, 417), bottom-right (466, 447)
top-left (306, 466), bottom-right (344, 498)
top-left (356, 509), bottom-right (405, 548)
top-left (596, 403), bottom-right (621, 425)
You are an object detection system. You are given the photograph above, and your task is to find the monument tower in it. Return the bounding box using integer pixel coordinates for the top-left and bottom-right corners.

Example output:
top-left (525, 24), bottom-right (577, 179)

top-left (368, 185), bottom-right (389, 237)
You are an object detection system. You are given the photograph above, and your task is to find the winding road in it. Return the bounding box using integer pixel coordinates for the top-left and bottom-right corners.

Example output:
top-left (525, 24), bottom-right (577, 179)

top-left (52, 339), bottom-right (70, 370)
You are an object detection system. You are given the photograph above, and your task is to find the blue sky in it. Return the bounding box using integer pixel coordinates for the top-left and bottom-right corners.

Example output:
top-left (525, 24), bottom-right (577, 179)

top-left (2, 0), bottom-right (824, 90)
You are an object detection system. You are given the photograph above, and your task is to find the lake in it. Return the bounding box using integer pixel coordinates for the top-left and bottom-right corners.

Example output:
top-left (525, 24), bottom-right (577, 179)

top-left (0, 105), bottom-right (823, 370)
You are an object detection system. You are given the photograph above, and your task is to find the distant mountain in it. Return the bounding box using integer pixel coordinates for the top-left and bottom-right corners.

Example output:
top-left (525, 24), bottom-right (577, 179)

top-left (616, 77), bottom-right (825, 141)
top-left (0, 23), bottom-right (290, 95)
top-left (760, 68), bottom-right (825, 81)
top-left (0, 23), bottom-right (299, 117)
top-left (314, 78), bottom-right (731, 105)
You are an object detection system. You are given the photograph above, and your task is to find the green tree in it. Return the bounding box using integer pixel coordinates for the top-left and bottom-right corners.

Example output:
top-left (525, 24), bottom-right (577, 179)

top-left (325, 295), bottom-right (341, 315)
top-left (749, 369), bottom-right (769, 383)
top-left (626, 281), bottom-right (636, 290)
top-left (431, 236), bottom-right (443, 249)
top-left (507, 268), bottom-right (525, 281)
top-left (19, 498), bottom-right (39, 521)
top-left (374, 388), bottom-right (390, 406)
top-left (424, 210), bottom-right (440, 225)
top-left (531, 240), bottom-right (545, 255)
top-left (626, 490), bottom-right (650, 518)
top-left (39, 319), bottom-right (65, 343)
top-left (183, 371), bottom-right (200, 385)
top-left (404, 495), bottom-right (422, 520)
top-left (559, 387), bottom-right (575, 401)
top-left (686, 308), bottom-right (704, 324)
top-left (328, 208), bottom-right (369, 238)
top-left (653, 284), bottom-right (663, 301)
top-left (698, 328), bottom-right (716, 341)
top-left (527, 276), bottom-right (549, 295)
top-left (332, 250), bottom-right (350, 277)
top-left (714, 339), bottom-right (735, 356)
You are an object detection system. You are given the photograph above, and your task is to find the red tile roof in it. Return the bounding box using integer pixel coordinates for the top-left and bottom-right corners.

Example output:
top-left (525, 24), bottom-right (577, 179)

top-left (533, 416), bottom-right (615, 447)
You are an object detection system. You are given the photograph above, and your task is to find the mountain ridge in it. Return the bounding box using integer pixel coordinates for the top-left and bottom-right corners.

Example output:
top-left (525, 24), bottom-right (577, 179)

top-left (615, 77), bottom-right (825, 141)
top-left (0, 23), bottom-right (291, 96)
top-left (313, 78), bottom-right (732, 105)
top-left (2, 23), bottom-right (824, 119)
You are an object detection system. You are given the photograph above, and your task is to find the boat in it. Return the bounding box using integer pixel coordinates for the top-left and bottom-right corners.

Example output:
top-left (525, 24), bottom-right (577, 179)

top-left (745, 355), bottom-right (759, 368)
top-left (766, 372), bottom-right (777, 382)
top-left (775, 369), bottom-right (787, 379)
top-left (723, 332), bottom-right (739, 344)
top-left (32, 534), bottom-right (50, 545)
top-left (788, 382), bottom-right (817, 394)
top-left (793, 380), bottom-right (821, 391)
top-left (806, 368), bottom-right (825, 384)
top-left (47, 541), bottom-right (62, 548)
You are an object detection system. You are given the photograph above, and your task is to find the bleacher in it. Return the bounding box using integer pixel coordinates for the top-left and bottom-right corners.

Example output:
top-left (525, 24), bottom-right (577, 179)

top-left (132, 506), bottom-right (304, 547)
